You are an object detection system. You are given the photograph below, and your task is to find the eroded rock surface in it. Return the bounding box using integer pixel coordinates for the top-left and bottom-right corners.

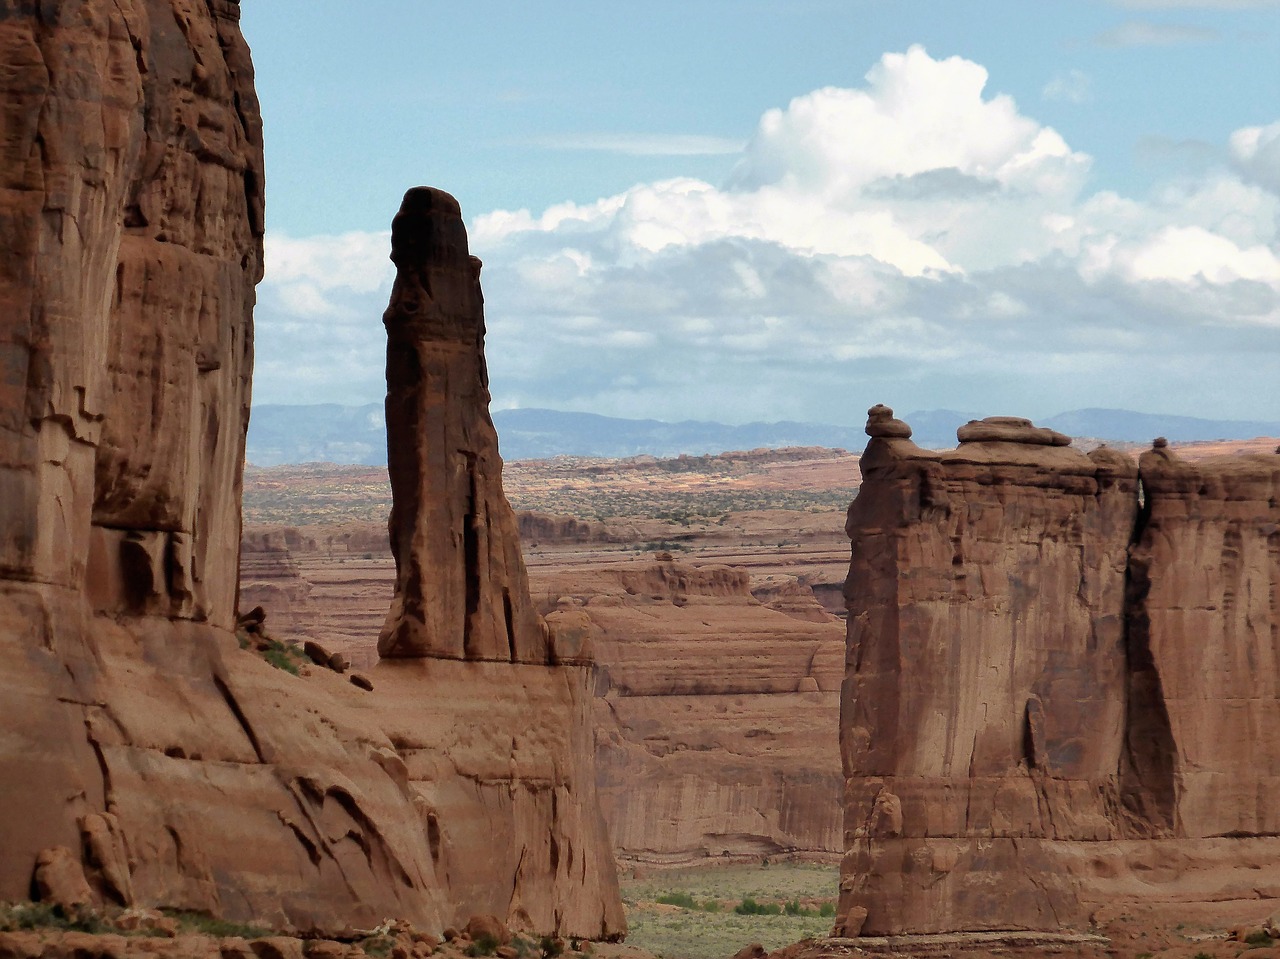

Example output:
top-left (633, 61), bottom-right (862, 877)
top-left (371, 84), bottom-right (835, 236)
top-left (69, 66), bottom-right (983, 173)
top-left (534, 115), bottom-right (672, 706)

top-left (1127, 443), bottom-right (1280, 838)
top-left (379, 187), bottom-right (544, 663)
top-left (0, 5), bottom-right (621, 940)
top-left (839, 408), bottom-right (1280, 936)
top-left (532, 557), bottom-right (846, 862)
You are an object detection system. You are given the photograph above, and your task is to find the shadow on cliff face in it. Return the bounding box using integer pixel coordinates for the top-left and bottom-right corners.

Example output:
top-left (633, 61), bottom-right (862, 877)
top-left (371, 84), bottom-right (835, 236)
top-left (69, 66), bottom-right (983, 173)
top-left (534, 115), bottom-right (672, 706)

top-left (0, 3), bottom-right (623, 942)
top-left (838, 407), bottom-right (1280, 938)
top-left (1120, 479), bottom-right (1179, 836)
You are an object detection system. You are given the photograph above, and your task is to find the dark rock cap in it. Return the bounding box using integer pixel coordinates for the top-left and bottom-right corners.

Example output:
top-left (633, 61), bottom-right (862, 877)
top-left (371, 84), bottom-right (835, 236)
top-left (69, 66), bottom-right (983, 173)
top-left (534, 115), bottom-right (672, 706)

top-left (865, 404), bottom-right (913, 439)
top-left (957, 416), bottom-right (1071, 447)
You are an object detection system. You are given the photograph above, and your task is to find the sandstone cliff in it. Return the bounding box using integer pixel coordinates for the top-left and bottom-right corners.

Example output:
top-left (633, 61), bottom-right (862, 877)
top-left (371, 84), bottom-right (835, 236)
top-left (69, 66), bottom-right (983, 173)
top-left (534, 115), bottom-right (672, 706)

top-left (533, 557), bottom-right (846, 862)
top-left (1127, 442), bottom-right (1280, 839)
top-left (838, 408), bottom-right (1280, 937)
top-left (0, 4), bottom-right (621, 939)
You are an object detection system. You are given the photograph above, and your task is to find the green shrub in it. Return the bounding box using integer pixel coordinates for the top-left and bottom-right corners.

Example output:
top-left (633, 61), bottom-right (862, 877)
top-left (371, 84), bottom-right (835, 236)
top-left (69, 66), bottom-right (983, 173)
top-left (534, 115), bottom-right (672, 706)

top-left (164, 909), bottom-right (271, 939)
top-left (656, 891), bottom-right (697, 909)
top-left (466, 933), bottom-right (500, 956)
top-left (261, 639), bottom-right (305, 675)
top-left (819, 902), bottom-right (836, 918)
top-left (734, 897), bottom-right (782, 916)
top-left (0, 903), bottom-right (109, 936)
top-left (1246, 931), bottom-right (1274, 947)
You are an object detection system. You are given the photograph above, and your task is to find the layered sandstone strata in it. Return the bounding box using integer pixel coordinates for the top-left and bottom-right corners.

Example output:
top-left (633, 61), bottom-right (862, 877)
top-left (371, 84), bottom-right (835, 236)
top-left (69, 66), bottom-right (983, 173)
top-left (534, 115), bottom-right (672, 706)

top-left (232, 523), bottom-right (850, 863)
top-left (533, 557), bottom-right (846, 861)
top-left (838, 408), bottom-right (1280, 937)
top-left (0, 4), bottom-right (621, 939)
top-left (239, 529), bottom-right (314, 636)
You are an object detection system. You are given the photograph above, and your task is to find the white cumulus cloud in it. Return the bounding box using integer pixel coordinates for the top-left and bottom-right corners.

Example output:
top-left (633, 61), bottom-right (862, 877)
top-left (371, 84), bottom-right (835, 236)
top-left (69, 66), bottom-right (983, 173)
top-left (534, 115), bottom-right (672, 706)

top-left (252, 46), bottom-right (1280, 424)
top-left (1229, 121), bottom-right (1280, 193)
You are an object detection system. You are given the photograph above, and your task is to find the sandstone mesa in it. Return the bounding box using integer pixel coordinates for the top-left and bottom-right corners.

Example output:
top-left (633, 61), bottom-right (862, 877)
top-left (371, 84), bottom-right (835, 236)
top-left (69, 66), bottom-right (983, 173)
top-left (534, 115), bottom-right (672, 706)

top-left (839, 406), bottom-right (1280, 937)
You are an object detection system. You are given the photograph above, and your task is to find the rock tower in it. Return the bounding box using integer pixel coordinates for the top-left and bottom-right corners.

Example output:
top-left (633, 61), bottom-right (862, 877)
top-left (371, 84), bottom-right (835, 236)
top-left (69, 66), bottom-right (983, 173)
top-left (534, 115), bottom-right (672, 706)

top-left (838, 406), bottom-right (1280, 936)
top-left (379, 187), bottom-right (544, 663)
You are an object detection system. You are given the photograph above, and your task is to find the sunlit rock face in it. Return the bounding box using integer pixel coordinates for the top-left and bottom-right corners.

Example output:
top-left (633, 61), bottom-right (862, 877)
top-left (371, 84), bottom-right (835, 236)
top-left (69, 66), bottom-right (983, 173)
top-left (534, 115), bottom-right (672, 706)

top-left (0, 6), bottom-right (622, 940)
top-left (373, 186), bottom-right (625, 936)
top-left (838, 408), bottom-right (1280, 936)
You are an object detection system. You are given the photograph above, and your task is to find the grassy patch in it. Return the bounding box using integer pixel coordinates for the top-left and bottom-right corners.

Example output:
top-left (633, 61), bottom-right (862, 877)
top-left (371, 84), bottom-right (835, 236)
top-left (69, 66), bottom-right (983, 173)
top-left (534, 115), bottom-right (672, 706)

top-left (0, 902), bottom-right (109, 935)
top-left (621, 862), bottom-right (837, 959)
top-left (162, 909), bottom-right (272, 939)
top-left (259, 638), bottom-right (307, 675)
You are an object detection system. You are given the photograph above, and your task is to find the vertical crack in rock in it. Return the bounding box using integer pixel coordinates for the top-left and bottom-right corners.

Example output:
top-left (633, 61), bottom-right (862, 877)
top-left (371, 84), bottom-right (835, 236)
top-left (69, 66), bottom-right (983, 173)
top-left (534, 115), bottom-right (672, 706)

top-left (462, 451), bottom-right (480, 660)
top-left (841, 413), bottom-right (1280, 937)
top-left (1119, 480), bottom-right (1177, 836)
top-left (376, 187), bottom-right (543, 664)
top-left (502, 588), bottom-right (517, 663)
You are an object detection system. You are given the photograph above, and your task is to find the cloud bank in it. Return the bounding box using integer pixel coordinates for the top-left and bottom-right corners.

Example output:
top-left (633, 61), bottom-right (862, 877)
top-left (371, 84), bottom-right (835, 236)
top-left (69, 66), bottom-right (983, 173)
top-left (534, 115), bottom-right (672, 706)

top-left (254, 45), bottom-right (1280, 425)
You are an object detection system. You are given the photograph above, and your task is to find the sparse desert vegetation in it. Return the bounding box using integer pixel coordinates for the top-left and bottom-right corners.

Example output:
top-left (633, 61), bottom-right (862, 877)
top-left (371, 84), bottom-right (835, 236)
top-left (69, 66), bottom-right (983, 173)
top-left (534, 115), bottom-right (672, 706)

top-left (242, 449), bottom-right (861, 526)
top-left (619, 863), bottom-right (837, 959)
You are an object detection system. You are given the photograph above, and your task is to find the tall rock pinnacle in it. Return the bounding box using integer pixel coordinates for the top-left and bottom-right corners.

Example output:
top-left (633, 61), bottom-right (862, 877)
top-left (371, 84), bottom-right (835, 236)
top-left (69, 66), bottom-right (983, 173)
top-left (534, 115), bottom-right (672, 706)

top-left (379, 187), bottom-right (546, 662)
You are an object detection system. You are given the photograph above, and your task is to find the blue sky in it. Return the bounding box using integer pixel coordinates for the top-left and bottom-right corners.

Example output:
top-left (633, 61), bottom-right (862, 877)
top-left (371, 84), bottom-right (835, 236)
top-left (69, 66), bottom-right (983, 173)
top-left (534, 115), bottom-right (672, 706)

top-left (240, 1), bottom-right (1280, 425)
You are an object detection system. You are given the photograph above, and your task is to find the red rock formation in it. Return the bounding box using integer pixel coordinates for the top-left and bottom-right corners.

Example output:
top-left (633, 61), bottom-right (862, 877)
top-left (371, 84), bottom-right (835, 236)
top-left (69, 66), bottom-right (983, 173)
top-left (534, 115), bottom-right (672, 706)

top-left (533, 557), bottom-right (846, 861)
top-left (0, 0), bottom-right (279, 917)
top-left (0, 5), bottom-right (622, 940)
top-left (379, 188), bottom-right (543, 663)
top-left (372, 186), bottom-right (624, 935)
top-left (517, 511), bottom-right (617, 545)
top-left (1127, 441), bottom-right (1280, 838)
top-left (0, 0), bottom-right (261, 619)
top-left (840, 408), bottom-right (1136, 934)
top-left (838, 407), bottom-right (1280, 937)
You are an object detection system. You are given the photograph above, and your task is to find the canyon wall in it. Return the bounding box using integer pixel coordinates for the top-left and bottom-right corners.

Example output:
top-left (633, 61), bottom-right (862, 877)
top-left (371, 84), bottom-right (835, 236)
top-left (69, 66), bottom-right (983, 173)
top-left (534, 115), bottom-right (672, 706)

top-left (1129, 442), bottom-right (1280, 840)
top-left (532, 557), bottom-right (846, 863)
top-left (838, 407), bottom-right (1280, 937)
top-left (0, 3), bottom-right (621, 939)
top-left (239, 530), bottom-right (850, 864)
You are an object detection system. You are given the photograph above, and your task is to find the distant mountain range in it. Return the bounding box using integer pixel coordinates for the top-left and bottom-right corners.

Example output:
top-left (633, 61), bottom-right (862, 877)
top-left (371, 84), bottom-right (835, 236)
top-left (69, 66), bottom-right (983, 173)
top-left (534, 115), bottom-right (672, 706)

top-left (244, 403), bottom-right (1280, 467)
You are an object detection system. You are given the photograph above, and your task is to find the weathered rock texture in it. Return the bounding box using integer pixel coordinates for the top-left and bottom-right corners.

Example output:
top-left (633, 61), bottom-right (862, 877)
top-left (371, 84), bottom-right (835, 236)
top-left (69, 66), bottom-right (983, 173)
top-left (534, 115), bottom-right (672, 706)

top-left (839, 407), bottom-right (1280, 936)
top-left (532, 557), bottom-right (846, 862)
top-left (371, 186), bottom-right (623, 934)
top-left (0, 5), bottom-right (621, 940)
top-left (0, 0), bottom-right (261, 619)
top-left (1129, 442), bottom-right (1280, 838)
top-left (379, 187), bottom-right (544, 663)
